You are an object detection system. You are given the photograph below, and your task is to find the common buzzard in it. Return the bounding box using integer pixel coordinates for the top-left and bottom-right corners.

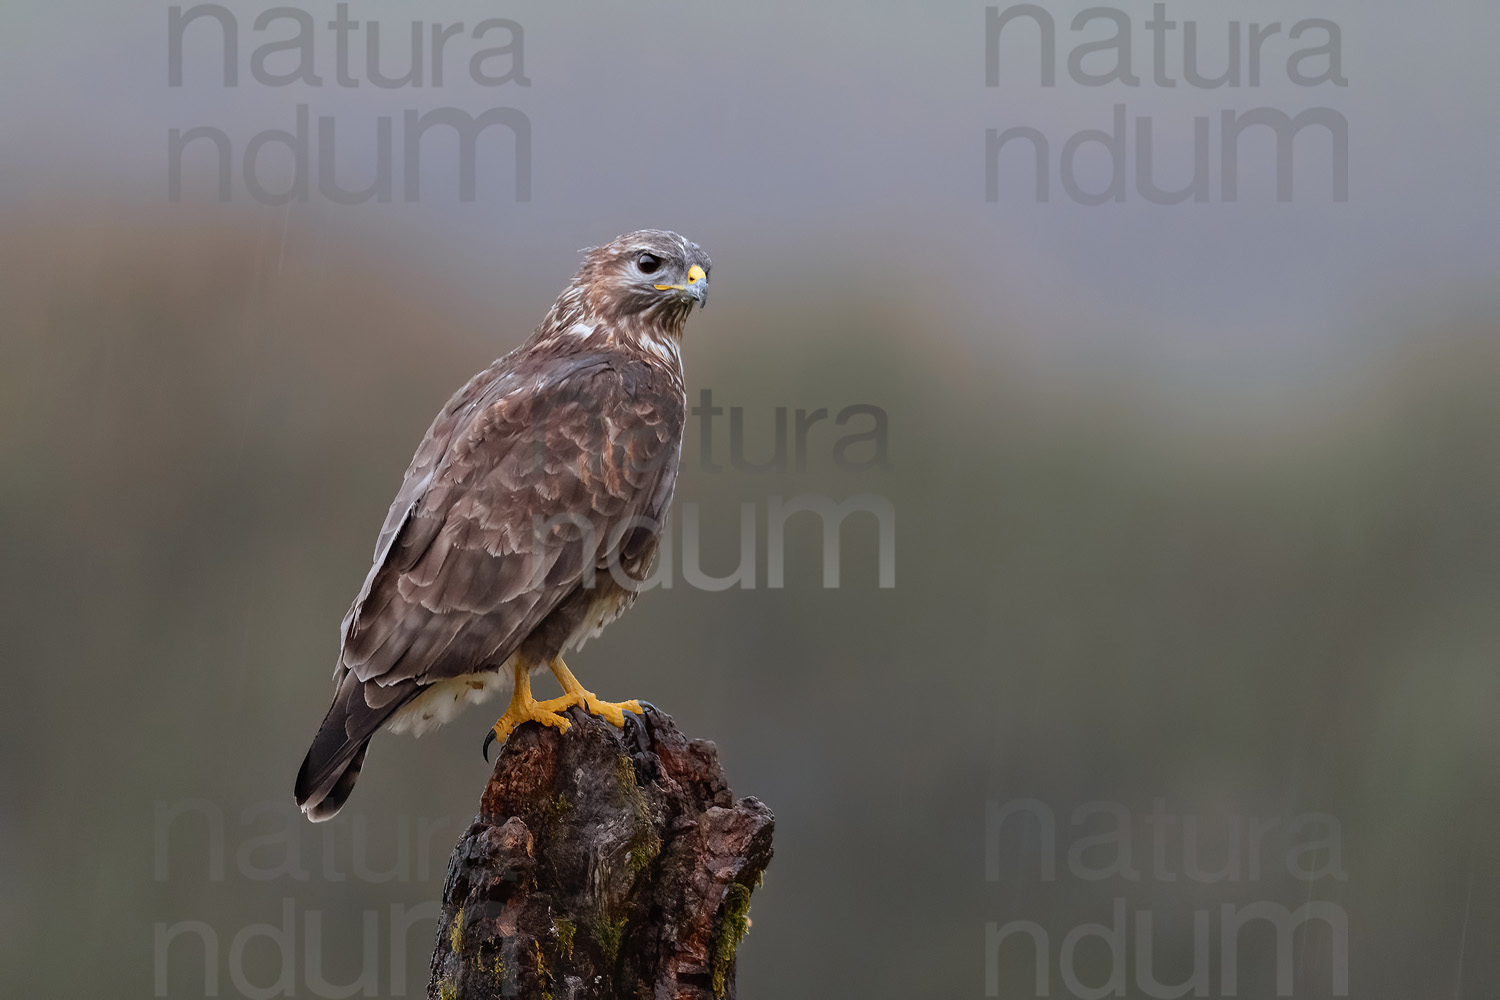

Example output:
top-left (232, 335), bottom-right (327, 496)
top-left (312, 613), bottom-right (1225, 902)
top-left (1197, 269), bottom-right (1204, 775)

top-left (295, 230), bottom-right (710, 820)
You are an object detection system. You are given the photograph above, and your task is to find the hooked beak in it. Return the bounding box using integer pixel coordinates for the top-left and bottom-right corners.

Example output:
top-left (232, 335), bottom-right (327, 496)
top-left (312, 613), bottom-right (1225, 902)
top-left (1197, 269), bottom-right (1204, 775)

top-left (655, 264), bottom-right (708, 309)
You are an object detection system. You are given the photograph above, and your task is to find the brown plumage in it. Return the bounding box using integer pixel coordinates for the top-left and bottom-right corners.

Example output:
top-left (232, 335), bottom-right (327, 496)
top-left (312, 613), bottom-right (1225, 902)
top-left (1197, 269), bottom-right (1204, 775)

top-left (295, 230), bottom-right (710, 820)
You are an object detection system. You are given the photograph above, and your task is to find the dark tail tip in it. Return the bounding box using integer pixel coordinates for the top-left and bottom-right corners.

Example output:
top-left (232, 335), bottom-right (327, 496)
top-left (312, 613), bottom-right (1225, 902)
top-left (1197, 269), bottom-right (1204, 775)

top-left (296, 671), bottom-right (416, 822)
top-left (295, 737), bottom-right (371, 823)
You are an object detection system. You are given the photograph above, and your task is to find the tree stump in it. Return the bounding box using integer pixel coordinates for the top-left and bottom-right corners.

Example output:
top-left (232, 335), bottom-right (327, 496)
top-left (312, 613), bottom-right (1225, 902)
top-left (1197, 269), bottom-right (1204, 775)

top-left (427, 705), bottom-right (774, 1000)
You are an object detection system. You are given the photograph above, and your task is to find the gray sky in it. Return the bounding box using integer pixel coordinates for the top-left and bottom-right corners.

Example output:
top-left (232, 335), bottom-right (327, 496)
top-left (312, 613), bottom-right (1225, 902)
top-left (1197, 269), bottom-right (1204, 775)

top-left (4, 0), bottom-right (1496, 379)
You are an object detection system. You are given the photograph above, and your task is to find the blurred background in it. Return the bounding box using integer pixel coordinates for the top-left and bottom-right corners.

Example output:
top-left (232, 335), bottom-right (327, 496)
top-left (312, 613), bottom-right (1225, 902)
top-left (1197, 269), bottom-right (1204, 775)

top-left (2, 1), bottom-right (1498, 997)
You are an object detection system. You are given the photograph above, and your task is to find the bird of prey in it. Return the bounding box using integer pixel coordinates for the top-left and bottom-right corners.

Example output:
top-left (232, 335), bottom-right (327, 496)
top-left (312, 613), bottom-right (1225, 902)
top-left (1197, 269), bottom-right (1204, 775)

top-left (295, 230), bottom-right (710, 821)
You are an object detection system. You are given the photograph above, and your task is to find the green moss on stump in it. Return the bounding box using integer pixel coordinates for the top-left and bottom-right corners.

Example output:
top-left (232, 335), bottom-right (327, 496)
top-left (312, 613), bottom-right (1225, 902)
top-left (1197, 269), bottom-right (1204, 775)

top-left (590, 915), bottom-right (629, 965)
top-left (554, 918), bottom-right (576, 960)
top-left (711, 883), bottom-right (753, 998)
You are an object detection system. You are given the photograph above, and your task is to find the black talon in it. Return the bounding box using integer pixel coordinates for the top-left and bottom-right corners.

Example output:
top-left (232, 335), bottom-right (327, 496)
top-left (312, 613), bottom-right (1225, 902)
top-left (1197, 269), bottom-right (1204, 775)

top-left (626, 701), bottom-right (655, 742)
top-left (482, 727), bottom-right (498, 762)
top-left (623, 712), bottom-right (648, 753)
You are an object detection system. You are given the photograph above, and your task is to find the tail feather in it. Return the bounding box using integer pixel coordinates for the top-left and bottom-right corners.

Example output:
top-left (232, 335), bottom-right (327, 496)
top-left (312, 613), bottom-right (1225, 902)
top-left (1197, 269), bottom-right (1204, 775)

top-left (296, 737), bottom-right (371, 821)
top-left (295, 671), bottom-right (416, 821)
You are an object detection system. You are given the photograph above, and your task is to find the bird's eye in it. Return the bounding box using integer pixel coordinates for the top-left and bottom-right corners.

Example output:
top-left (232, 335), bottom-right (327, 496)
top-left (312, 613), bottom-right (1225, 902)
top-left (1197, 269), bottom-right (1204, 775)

top-left (636, 252), bottom-right (663, 275)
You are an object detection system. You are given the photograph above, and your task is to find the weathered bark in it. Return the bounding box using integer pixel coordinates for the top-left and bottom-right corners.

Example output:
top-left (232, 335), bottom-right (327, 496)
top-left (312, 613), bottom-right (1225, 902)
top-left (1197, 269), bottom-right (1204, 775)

top-left (427, 705), bottom-right (774, 1000)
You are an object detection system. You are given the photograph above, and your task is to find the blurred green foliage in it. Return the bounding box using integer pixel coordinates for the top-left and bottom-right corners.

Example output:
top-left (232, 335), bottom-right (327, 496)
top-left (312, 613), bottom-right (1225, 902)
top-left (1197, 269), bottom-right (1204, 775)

top-left (1, 210), bottom-right (1496, 998)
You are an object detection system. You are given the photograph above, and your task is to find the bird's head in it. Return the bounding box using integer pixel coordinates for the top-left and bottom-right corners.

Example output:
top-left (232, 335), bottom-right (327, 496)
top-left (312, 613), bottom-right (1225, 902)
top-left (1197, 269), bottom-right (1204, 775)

top-left (572, 230), bottom-right (711, 336)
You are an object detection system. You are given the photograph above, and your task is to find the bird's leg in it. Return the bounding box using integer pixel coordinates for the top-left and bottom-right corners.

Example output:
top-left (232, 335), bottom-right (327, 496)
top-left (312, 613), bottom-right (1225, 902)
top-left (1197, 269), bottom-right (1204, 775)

top-left (535, 658), bottom-right (642, 728)
top-left (483, 659), bottom-right (572, 759)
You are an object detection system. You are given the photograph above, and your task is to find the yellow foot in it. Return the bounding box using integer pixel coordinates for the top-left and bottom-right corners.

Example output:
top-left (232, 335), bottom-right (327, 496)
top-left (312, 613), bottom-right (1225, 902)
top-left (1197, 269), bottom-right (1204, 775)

top-left (536, 690), bottom-right (642, 727)
top-left (482, 664), bottom-right (572, 760)
top-left (538, 657), bottom-right (642, 728)
top-left (490, 697), bottom-right (572, 742)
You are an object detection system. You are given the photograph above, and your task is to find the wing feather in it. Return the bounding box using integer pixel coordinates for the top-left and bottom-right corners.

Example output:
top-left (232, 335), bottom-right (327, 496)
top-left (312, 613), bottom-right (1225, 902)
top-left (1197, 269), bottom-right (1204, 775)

top-left (337, 354), bottom-right (681, 702)
top-left (299, 351), bottom-right (682, 814)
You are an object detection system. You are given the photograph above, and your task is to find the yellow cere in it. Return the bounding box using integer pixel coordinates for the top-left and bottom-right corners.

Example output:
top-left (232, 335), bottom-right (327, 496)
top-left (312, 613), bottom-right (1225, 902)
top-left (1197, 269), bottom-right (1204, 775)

top-left (655, 264), bottom-right (707, 291)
